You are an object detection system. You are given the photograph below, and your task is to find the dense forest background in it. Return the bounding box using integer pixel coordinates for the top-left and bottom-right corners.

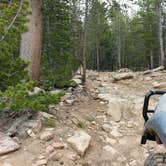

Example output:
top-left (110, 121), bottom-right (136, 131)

top-left (0, 0), bottom-right (166, 90)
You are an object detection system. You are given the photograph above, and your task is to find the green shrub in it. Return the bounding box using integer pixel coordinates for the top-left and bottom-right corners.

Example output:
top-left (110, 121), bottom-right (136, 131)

top-left (0, 81), bottom-right (65, 113)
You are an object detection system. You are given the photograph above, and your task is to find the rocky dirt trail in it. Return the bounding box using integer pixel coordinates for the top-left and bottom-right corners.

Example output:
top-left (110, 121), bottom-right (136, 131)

top-left (1, 68), bottom-right (166, 166)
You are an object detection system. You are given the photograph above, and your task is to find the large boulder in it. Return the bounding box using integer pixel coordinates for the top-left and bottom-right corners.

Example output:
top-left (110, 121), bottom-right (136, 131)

top-left (0, 132), bottom-right (20, 155)
top-left (113, 72), bottom-right (134, 81)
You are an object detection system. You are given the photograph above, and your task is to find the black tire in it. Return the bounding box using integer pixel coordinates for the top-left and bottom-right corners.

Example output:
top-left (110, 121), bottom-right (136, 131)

top-left (144, 153), bottom-right (166, 166)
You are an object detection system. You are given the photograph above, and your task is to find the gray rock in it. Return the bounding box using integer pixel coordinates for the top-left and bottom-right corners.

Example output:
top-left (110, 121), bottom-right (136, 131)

top-left (143, 70), bottom-right (151, 75)
top-left (17, 120), bottom-right (42, 138)
top-left (0, 132), bottom-right (20, 155)
top-left (49, 89), bottom-right (62, 94)
top-left (28, 87), bottom-right (45, 96)
top-left (34, 87), bottom-right (45, 94)
top-left (37, 111), bottom-right (54, 120)
top-left (67, 130), bottom-right (91, 156)
top-left (40, 131), bottom-right (54, 141)
top-left (7, 115), bottom-right (30, 136)
top-left (102, 123), bottom-right (112, 132)
top-left (113, 72), bottom-right (134, 81)
top-left (49, 152), bottom-right (63, 161)
top-left (22, 120), bottom-right (42, 134)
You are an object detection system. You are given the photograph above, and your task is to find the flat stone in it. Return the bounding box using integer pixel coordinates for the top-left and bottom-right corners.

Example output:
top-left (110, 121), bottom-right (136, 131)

top-left (0, 132), bottom-right (20, 155)
top-left (103, 145), bottom-right (117, 154)
top-left (67, 130), bottom-right (91, 156)
top-left (65, 99), bottom-right (75, 105)
top-left (113, 72), bottom-right (134, 81)
top-left (40, 131), bottom-right (54, 141)
top-left (151, 72), bottom-right (162, 77)
top-left (110, 129), bottom-right (122, 138)
top-left (107, 101), bottom-right (122, 122)
top-left (36, 159), bottom-right (47, 166)
top-left (144, 77), bottom-right (152, 81)
top-left (38, 155), bottom-right (45, 160)
top-left (1, 163), bottom-right (13, 166)
top-left (106, 137), bottom-right (117, 145)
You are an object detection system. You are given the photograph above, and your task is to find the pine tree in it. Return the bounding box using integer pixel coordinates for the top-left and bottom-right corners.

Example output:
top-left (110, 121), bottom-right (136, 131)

top-left (0, 0), bottom-right (29, 90)
top-left (41, 0), bottom-right (74, 88)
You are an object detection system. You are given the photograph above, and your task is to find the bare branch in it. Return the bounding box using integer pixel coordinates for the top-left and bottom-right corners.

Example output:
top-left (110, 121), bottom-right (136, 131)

top-left (8, 0), bottom-right (13, 7)
top-left (106, 0), bottom-right (112, 6)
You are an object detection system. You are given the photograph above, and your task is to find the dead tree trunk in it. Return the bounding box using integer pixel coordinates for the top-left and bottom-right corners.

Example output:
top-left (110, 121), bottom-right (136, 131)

top-left (20, 0), bottom-right (42, 81)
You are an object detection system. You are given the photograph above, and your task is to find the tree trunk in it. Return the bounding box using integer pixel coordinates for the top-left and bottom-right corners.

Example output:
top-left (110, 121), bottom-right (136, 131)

top-left (117, 13), bottom-right (121, 69)
top-left (20, 0), bottom-right (42, 81)
top-left (157, 1), bottom-right (165, 66)
top-left (82, 0), bottom-right (89, 84)
top-left (150, 50), bottom-right (154, 69)
top-left (96, 45), bottom-right (100, 71)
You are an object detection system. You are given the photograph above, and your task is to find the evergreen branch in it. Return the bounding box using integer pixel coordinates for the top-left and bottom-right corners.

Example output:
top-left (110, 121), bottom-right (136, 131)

top-left (0, 0), bottom-right (23, 42)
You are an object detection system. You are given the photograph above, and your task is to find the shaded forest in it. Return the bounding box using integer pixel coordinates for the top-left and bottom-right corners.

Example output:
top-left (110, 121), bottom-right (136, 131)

top-left (0, 0), bottom-right (166, 112)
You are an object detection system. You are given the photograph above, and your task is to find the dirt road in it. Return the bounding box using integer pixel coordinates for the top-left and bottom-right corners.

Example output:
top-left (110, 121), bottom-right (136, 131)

top-left (1, 70), bottom-right (166, 166)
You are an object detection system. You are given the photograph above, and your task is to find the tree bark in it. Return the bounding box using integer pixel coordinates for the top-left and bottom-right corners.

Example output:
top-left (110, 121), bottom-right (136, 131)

top-left (82, 0), bottom-right (89, 84)
top-left (20, 0), bottom-right (42, 81)
top-left (96, 45), bottom-right (100, 71)
top-left (117, 13), bottom-right (121, 68)
top-left (157, 1), bottom-right (165, 66)
top-left (150, 50), bottom-right (154, 69)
